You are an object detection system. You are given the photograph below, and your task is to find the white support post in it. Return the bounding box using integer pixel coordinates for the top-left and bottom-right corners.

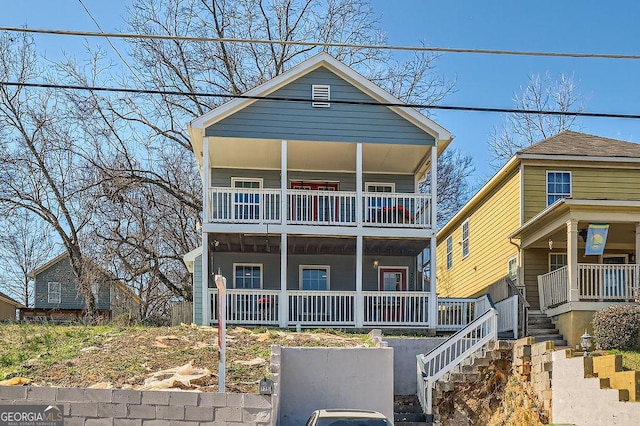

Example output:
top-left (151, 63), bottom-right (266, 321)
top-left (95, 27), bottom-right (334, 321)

top-left (356, 234), bottom-right (364, 328)
top-left (281, 140), bottom-right (288, 225)
top-left (635, 223), bottom-right (640, 295)
top-left (428, 147), bottom-right (438, 329)
top-left (201, 137), bottom-right (211, 326)
top-left (356, 143), bottom-right (363, 227)
top-left (635, 223), bottom-right (640, 264)
top-left (280, 233), bottom-right (288, 328)
top-left (214, 275), bottom-right (226, 392)
top-left (567, 219), bottom-right (580, 302)
top-left (512, 295), bottom-right (519, 339)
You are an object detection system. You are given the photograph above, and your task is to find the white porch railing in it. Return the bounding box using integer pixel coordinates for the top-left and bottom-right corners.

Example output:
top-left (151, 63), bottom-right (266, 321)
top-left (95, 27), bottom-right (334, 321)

top-left (435, 298), bottom-right (476, 331)
top-left (210, 289), bottom-right (280, 325)
top-left (207, 187), bottom-right (432, 229)
top-left (288, 291), bottom-right (355, 326)
top-left (416, 308), bottom-right (498, 415)
top-left (538, 264), bottom-right (640, 310)
top-left (538, 266), bottom-right (568, 310)
top-left (363, 292), bottom-right (430, 326)
top-left (495, 295), bottom-right (519, 339)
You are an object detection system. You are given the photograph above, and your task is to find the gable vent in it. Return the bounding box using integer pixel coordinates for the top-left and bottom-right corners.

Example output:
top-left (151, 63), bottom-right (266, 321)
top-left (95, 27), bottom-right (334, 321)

top-left (312, 84), bottom-right (330, 107)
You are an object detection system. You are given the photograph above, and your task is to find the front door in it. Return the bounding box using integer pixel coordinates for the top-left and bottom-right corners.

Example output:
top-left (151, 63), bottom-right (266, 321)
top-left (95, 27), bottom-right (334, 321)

top-left (290, 181), bottom-right (339, 222)
top-left (603, 255), bottom-right (627, 298)
top-left (378, 267), bottom-right (407, 321)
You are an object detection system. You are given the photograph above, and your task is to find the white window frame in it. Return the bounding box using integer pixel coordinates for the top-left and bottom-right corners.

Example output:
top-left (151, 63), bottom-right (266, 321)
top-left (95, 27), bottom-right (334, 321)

top-left (446, 236), bottom-right (453, 270)
top-left (507, 256), bottom-right (518, 282)
top-left (311, 84), bottom-right (330, 107)
top-left (48, 281), bottom-right (61, 304)
top-left (461, 219), bottom-right (470, 258)
top-left (546, 171), bottom-right (572, 206)
top-left (549, 253), bottom-right (568, 271)
top-left (233, 263), bottom-right (263, 289)
top-left (231, 177), bottom-right (263, 189)
top-left (299, 265), bottom-right (330, 290)
top-left (365, 182), bottom-right (396, 193)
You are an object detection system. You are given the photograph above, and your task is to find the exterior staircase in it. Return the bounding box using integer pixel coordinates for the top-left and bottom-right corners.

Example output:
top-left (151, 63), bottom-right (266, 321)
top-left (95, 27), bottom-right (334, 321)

top-left (527, 310), bottom-right (567, 347)
top-left (394, 394), bottom-right (431, 425)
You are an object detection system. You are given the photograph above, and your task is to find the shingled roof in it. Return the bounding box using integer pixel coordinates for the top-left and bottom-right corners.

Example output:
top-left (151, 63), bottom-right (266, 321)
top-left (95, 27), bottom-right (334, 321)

top-left (518, 130), bottom-right (640, 159)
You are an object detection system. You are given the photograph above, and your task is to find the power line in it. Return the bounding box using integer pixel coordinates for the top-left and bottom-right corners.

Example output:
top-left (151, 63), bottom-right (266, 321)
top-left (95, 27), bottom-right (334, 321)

top-left (1, 26), bottom-right (640, 60)
top-left (2, 80), bottom-right (639, 120)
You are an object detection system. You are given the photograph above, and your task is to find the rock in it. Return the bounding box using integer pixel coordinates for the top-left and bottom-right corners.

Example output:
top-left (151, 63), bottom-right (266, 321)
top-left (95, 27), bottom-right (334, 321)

top-left (0, 377), bottom-right (31, 386)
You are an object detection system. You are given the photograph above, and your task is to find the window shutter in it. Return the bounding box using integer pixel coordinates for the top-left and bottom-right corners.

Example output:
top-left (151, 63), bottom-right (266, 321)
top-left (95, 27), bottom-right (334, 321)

top-left (312, 85), bottom-right (330, 107)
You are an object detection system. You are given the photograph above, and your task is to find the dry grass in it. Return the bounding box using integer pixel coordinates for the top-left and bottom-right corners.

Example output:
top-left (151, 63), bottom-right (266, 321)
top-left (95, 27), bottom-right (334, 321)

top-left (0, 323), bottom-right (371, 393)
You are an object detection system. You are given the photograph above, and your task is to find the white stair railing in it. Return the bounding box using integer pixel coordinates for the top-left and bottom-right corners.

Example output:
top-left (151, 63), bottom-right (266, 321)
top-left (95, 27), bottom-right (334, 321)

top-left (416, 307), bottom-right (498, 415)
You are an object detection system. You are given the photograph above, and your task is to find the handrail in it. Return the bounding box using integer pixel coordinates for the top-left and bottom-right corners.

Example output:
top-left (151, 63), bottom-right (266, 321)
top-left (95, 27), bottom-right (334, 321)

top-left (504, 276), bottom-right (530, 308)
top-left (416, 307), bottom-right (498, 415)
top-left (504, 276), bottom-right (529, 338)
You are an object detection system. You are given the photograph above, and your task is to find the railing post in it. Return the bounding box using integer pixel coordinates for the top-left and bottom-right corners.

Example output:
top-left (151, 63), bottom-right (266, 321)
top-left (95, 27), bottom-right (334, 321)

top-left (512, 295), bottom-right (519, 339)
top-left (279, 233), bottom-right (288, 328)
top-left (567, 219), bottom-right (580, 302)
top-left (355, 234), bottom-right (364, 328)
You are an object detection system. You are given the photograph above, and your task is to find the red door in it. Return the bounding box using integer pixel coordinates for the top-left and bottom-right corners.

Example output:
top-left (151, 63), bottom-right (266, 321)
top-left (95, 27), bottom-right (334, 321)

top-left (290, 181), bottom-right (339, 222)
top-left (378, 267), bottom-right (407, 321)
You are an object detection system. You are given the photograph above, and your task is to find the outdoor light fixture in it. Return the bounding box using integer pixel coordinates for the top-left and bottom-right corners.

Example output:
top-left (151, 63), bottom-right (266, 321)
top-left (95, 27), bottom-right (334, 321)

top-left (373, 259), bottom-right (380, 269)
top-left (580, 330), bottom-right (593, 357)
top-left (548, 239), bottom-right (553, 250)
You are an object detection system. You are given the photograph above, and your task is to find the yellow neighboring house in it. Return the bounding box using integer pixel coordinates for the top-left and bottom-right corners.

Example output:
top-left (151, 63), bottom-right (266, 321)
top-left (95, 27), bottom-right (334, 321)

top-left (436, 131), bottom-right (640, 347)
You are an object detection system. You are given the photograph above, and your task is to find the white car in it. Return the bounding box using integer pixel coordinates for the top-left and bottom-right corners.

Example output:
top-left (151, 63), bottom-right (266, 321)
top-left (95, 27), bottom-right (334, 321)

top-left (305, 409), bottom-right (393, 426)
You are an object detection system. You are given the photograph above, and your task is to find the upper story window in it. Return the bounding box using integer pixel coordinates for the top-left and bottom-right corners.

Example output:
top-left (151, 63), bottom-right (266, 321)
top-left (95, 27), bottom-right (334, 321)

top-left (461, 219), bottom-right (470, 258)
top-left (233, 264), bottom-right (262, 289)
top-left (546, 171), bottom-right (571, 206)
top-left (231, 178), bottom-right (262, 220)
top-left (232, 177), bottom-right (262, 189)
top-left (549, 253), bottom-right (568, 271)
top-left (365, 182), bottom-right (395, 193)
top-left (446, 236), bottom-right (453, 270)
top-left (48, 281), bottom-right (61, 304)
top-left (312, 85), bottom-right (330, 107)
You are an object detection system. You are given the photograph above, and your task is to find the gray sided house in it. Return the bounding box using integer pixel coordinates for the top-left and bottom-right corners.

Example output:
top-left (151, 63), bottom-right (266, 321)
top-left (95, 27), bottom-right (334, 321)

top-left (187, 53), bottom-right (454, 330)
top-left (23, 253), bottom-right (142, 322)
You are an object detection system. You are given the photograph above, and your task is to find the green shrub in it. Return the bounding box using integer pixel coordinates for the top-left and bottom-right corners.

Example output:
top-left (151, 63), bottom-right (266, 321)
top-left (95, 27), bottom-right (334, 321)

top-left (592, 305), bottom-right (640, 350)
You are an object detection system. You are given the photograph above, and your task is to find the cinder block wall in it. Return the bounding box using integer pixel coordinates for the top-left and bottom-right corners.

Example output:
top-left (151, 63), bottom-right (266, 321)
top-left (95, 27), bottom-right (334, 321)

top-left (0, 386), bottom-right (272, 425)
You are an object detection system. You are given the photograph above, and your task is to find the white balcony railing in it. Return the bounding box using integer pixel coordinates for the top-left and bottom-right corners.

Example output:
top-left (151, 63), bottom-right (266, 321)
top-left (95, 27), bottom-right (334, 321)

top-left (210, 289), bottom-right (280, 325)
top-left (288, 291), bottom-right (355, 326)
top-left (207, 187), bottom-right (432, 229)
top-left (435, 298), bottom-right (476, 331)
top-left (363, 291), bottom-right (430, 326)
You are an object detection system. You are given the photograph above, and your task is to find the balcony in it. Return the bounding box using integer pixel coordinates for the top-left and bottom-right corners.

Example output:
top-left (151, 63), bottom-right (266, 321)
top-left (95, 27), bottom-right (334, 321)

top-left (208, 187), bottom-right (432, 229)
top-left (538, 264), bottom-right (640, 310)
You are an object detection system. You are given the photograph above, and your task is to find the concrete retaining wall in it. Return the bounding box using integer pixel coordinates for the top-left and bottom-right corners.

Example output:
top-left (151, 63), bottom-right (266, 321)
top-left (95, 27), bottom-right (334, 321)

top-left (383, 337), bottom-right (445, 395)
top-left (275, 346), bottom-right (393, 425)
top-left (0, 386), bottom-right (272, 425)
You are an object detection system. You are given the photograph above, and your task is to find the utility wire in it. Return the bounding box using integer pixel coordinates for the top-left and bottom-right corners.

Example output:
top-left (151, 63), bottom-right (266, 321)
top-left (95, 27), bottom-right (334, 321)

top-left (1, 26), bottom-right (640, 60)
top-left (2, 80), bottom-right (639, 120)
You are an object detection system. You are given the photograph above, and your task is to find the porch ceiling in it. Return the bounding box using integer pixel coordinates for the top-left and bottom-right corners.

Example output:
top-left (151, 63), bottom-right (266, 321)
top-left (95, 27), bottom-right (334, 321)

top-left (209, 234), bottom-right (428, 256)
top-left (208, 137), bottom-right (431, 175)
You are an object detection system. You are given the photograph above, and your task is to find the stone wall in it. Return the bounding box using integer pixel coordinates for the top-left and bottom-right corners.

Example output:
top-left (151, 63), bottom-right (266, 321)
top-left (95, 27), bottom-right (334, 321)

top-left (511, 337), bottom-right (553, 418)
top-left (0, 386), bottom-right (272, 425)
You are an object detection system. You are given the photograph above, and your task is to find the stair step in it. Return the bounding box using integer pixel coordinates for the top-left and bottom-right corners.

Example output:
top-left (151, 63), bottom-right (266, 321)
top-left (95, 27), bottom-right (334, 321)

top-left (394, 412), bottom-right (426, 423)
top-left (395, 422), bottom-right (432, 426)
top-left (528, 328), bottom-right (559, 336)
top-left (528, 323), bottom-right (556, 329)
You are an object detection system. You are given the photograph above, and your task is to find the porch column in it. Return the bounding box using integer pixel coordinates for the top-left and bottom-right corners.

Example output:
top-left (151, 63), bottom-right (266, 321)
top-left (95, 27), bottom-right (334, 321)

top-left (567, 219), bottom-right (580, 302)
top-left (281, 140), bottom-right (288, 225)
top-left (428, 147), bottom-right (438, 329)
top-left (356, 142), bottom-right (363, 227)
top-left (635, 223), bottom-right (640, 265)
top-left (201, 137), bottom-right (210, 325)
top-left (279, 233), bottom-right (288, 328)
top-left (355, 234), bottom-right (364, 327)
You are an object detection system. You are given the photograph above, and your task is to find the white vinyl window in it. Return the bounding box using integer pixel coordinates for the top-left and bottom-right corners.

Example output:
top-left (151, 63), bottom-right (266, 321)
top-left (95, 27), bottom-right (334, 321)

top-left (549, 253), bottom-right (568, 271)
top-left (461, 219), bottom-right (470, 258)
top-left (507, 256), bottom-right (518, 283)
top-left (299, 266), bottom-right (330, 290)
top-left (365, 182), bottom-right (395, 193)
top-left (312, 84), bottom-right (330, 107)
top-left (233, 264), bottom-right (263, 289)
top-left (546, 171), bottom-right (571, 206)
top-left (48, 281), bottom-right (61, 304)
top-left (446, 236), bottom-right (453, 270)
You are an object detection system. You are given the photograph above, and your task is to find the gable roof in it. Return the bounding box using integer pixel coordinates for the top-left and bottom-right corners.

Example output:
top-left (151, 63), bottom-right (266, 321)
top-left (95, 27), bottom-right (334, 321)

top-left (189, 52), bottom-right (453, 162)
top-left (27, 252), bottom-right (68, 279)
top-left (0, 290), bottom-right (25, 308)
top-left (518, 130), bottom-right (640, 159)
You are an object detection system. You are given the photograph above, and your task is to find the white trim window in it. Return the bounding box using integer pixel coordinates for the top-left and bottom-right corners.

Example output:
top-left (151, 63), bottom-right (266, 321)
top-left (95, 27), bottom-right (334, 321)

top-left (549, 253), bottom-right (568, 271)
top-left (48, 281), bottom-right (61, 304)
top-left (446, 236), bottom-right (453, 270)
top-left (231, 177), bottom-right (263, 220)
top-left (233, 263), bottom-right (263, 289)
top-left (461, 219), bottom-right (470, 258)
top-left (365, 182), bottom-right (395, 193)
top-left (546, 171), bottom-right (571, 206)
top-left (299, 265), bottom-right (330, 290)
top-left (507, 256), bottom-right (518, 283)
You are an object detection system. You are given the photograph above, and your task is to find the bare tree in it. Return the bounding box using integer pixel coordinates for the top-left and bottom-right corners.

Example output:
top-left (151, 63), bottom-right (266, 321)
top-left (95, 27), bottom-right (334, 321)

top-left (0, 211), bottom-right (56, 307)
top-left (488, 72), bottom-right (584, 170)
top-left (0, 33), bottom-right (100, 317)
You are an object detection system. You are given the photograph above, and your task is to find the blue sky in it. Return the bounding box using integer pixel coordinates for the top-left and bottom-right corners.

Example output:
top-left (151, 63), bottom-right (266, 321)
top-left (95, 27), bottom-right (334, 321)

top-left (4, 0), bottom-right (640, 181)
